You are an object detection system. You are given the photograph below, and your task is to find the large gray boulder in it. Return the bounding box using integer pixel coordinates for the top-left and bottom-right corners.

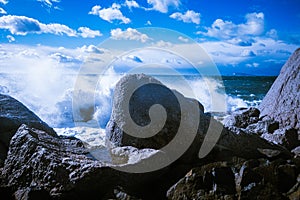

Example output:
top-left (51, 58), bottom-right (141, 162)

top-left (106, 74), bottom-right (291, 162)
top-left (0, 94), bottom-right (56, 165)
top-left (259, 48), bottom-right (300, 133)
top-left (106, 74), bottom-right (201, 151)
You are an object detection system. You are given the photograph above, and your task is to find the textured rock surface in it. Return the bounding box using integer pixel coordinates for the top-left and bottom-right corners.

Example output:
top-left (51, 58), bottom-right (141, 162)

top-left (107, 74), bottom-right (290, 162)
top-left (259, 48), bottom-right (300, 133)
top-left (167, 158), bottom-right (299, 200)
top-left (0, 125), bottom-right (119, 199)
top-left (0, 94), bottom-right (56, 165)
top-left (106, 74), bottom-right (201, 150)
top-left (223, 107), bottom-right (260, 129)
top-left (0, 125), bottom-right (191, 199)
top-left (166, 162), bottom-right (237, 200)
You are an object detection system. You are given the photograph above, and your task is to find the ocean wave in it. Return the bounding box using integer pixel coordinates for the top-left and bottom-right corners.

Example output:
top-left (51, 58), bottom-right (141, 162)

top-left (0, 71), bottom-right (256, 135)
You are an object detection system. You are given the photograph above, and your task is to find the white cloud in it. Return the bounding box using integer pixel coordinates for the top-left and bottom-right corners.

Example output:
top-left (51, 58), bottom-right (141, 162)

top-left (37, 0), bottom-right (61, 11)
top-left (124, 55), bottom-right (143, 63)
top-left (170, 10), bottom-right (200, 24)
top-left (50, 52), bottom-right (81, 63)
top-left (239, 12), bottom-right (264, 35)
top-left (110, 28), bottom-right (151, 43)
top-left (80, 45), bottom-right (105, 54)
top-left (6, 35), bottom-right (14, 42)
top-left (240, 49), bottom-right (256, 57)
top-left (124, 0), bottom-right (140, 9)
top-left (0, 7), bottom-right (6, 14)
top-left (178, 36), bottom-right (189, 42)
top-left (198, 12), bottom-right (264, 39)
top-left (0, 0), bottom-right (8, 5)
top-left (199, 37), bottom-right (298, 65)
top-left (78, 27), bottom-right (102, 38)
top-left (0, 15), bottom-right (102, 38)
top-left (246, 63), bottom-right (259, 68)
top-left (0, 15), bottom-right (42, 35)
top-left (37, 0), bottom-right (60, 8)
top-left (155, 40), bottom-right (173, 47)
top-left (146, 0), bottom-right (181, 13)
top-left (40, 23), bottom-right (77, 36)
top-left (89, 4), bottom-right (131, 24)
top-left (266, 29), bottom-right (278, 39)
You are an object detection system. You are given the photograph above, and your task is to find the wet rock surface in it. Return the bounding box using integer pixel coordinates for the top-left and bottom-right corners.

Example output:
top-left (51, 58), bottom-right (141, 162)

top-left (0, 94), bottom-right (56, 166)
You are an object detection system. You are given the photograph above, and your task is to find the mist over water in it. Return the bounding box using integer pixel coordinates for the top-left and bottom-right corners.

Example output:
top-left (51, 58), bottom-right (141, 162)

top-left (0, 69), bottom-right (272, 130)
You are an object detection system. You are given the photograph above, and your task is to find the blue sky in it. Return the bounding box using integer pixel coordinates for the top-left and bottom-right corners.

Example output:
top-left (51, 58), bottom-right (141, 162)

top-left (0, 0), bottom-right (299, 75)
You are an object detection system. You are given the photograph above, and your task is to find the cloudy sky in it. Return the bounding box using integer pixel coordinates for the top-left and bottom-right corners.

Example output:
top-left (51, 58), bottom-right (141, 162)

top-left (0, 0), bottom-right (299, 75)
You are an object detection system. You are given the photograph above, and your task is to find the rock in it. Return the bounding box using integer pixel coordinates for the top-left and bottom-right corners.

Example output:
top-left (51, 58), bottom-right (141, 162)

top-left (277, 164), bottom-right (298, 193)
top-left (0, 124), bottom-right (193, 199)
top-left (106, 74), bottom-right (291, 163)
top-left (291, 146), bottom-right (300, 157)
top-left (236, 161), bottom-right (263, 192)
top-left (111, 187), bottom-right (141, 200)
top-left (236, 158), bottom-right (299, 200)
top-left (0, 124), bottom-right (119, 199)
top-left (168, 157), bottom-right (299, 200)
top-left (286, 174), bottom-right (300, 200)
top-left (106, 74), bottom-right (201, 150)
top-left (166, 162), bottom-right (236, 200)
top-left (259, 48), bottom-right (300, 135)
top-left (245, 118), bottom-right (279, 135)
top-left (223, 107), bottom-right (260, 129)
top-left (13, 188), bottom-right (52, 200)
top-left (0, 94), bottom-right (56, 164)
top-left (261, 127), bottom-right (300, 150)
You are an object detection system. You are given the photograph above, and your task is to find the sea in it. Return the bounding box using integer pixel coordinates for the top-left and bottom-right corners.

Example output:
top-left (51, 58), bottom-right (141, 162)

top-left (0, 73), bottom-right (276, 151)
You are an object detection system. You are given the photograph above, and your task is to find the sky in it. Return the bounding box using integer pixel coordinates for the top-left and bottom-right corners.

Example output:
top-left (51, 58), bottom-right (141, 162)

top-left (0, 0), bottom-right (299, 75)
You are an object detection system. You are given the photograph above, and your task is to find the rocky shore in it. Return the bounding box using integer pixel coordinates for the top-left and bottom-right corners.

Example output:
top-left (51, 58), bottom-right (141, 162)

top-left (0, 48), bottom-right (299, 199)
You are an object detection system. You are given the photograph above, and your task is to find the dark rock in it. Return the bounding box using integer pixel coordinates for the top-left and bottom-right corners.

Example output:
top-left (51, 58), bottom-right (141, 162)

top-left (259, 48), bottom-right (300, 135)
top-left (0, 124), bottom-right (193, 199)
top-left (239, 182), bottom-right (288, 200)
top-left (223, 107), bottom-right (260, 129)
top-left (286, 174), bottom-right (300, 200)
top-left (261, 128), bottom-right (300, 150)
top-left (0, 94), bottom-right (56, 164)
top-left (106, 74), bottom-right (202, 150)
top-left (166, 162), bottom-right (236, 200)
top-left (106, 74), bottom-right (291, 165)
top-left (245, 118), bottom-right (279, 135)
top-left (291, 146), bottom-right (300, 157)
top-left (238, 165), bottom-right (263, 191)
top-left (212, 167), bottom-right (236, 195)
top-left (236, 158), bottom-right (298, 200)
top-left (0, 186), bottom-right (13, 199)
top-left (0, 124), bottom-right (118, 199)
top-left (111, 187), bottom-right (141, 200)
top-left (277, 164), bottom-right (297, 193)
top-left (13, 188), bottom-right (52, 200)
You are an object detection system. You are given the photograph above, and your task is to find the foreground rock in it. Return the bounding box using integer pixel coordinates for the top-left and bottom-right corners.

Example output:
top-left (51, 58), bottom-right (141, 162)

top-left (0, 124), bottom-right (203, 199)
top-left (259, 48), bottom-right (300, 134)
top-left (0, 94), bottom-right (56, 165)
top-left (0, 124), bottom-right (119, 199)
top-left (167, 157), bottom-right (300, 200)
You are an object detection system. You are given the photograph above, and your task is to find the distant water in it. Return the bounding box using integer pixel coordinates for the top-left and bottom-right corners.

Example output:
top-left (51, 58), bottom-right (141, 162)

top-left (222, 76), bottom-right (277, 110)
top-left (0, 73), bottom-right (276, 147)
